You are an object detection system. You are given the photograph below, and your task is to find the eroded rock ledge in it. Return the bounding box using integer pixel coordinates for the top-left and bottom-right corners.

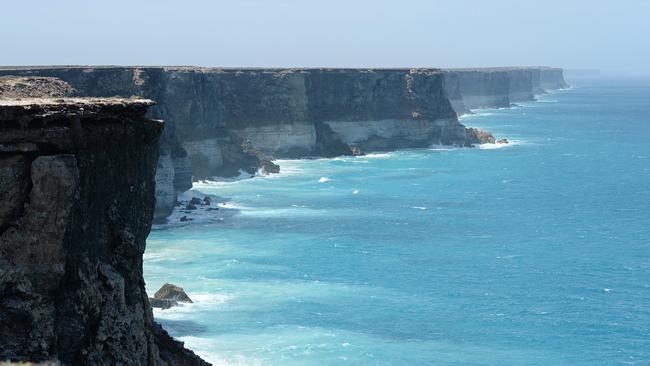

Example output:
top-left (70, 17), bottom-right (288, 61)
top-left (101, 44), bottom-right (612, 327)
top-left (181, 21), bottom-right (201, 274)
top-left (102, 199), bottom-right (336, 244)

top-left (0, 98), bottom-right (209, 365)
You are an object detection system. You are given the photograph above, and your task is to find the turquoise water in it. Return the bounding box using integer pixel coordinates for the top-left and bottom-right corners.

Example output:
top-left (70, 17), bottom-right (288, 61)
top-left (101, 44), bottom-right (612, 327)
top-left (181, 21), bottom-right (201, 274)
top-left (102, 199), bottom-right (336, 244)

top-left (145, 79), bottom-right (650, 365)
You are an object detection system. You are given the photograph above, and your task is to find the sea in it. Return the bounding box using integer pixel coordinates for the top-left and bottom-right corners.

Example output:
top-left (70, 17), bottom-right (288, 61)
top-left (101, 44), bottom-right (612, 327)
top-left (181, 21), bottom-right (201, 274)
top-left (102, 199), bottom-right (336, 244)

top-left (144, 77), bottom-right (650, 365)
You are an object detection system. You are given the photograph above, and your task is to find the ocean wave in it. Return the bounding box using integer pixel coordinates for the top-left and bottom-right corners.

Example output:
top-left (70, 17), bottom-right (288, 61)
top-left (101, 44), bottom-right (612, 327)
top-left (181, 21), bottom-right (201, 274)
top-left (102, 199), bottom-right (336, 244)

top-left (459, 112), bottom-right (495, 121)
top-left (192, 160), bottom-right (307, 187)
top-left (318, 176), bottom-right (330, 183)
top-left (260, 162), bottom-right (304, 178)
top-left (177, 336), bottom-right (262, 366)
top-left (545, 86), bottom-right (574, 93)
top-left (429, 144), bottom-right (460, 151)
top-left (210, 170), bottom-right (254, 182)
top-left (477, 140), bottom-right (521, 150)
top-left (238, 206), bottom-right (331, 218)
top-left (363, 152), bottom-right (393, 159)
top-left (190, 292), bottom-right (233, 305)
top-left (153, 292), bottom-right (233, 318)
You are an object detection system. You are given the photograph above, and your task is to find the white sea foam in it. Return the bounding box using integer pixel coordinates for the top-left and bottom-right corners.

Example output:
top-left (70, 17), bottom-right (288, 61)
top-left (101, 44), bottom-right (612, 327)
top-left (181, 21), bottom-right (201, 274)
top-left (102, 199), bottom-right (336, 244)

top-left (319, 177), bottom-right (330, 183)
top-left (478, 139), bottom-right (525, 150)
top-left (190, 292), bottom-right (234, 304)
top-left (191, 171), bottom-right (255, 189)
top-left (153, 292), bottom-right (233, 319)
top-left (412, 206), bottom-right (427, 210)
top-left (429, 144), bottom-right (460, 151)
top-left (239, 206), bottom-right (329, 218)
top-left (217, 201), bottom-right (252, 210)
top-left (363, 152), bottom-right (393, 158)
top-left (352, 190), bottom-right (359, 194)
top-left (459, 111), bottom-right (495, 121)
top-left (192, 160), bottom-right (305, 187)
top-left (177, 336), bottom-right (263, 366)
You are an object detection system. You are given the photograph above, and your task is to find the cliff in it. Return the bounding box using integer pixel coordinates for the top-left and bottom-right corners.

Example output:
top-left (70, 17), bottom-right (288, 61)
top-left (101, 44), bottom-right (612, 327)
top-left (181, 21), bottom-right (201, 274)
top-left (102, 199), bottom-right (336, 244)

top-left (0, 97), bottom-right (208, 365)
top-left (0, 67), bottom-right (467, 220)
top-left (443, 67), bottom-right (568, 114)
top-left (0, 66), bottom-right (567, 222)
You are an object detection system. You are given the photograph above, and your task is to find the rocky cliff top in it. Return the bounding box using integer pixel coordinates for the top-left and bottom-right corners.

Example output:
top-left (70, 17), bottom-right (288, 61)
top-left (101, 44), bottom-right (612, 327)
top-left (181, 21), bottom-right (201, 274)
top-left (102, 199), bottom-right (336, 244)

top-left (0, 65), bottom-right (444, 72)
top-left (0, 97), bottom-right (154, 121)
top-left (0, 76), bottom-right (74, 99)
top-left (0, 65), bottom-right (563, 71)
top-left (444, 66), bottom-right (563, 71)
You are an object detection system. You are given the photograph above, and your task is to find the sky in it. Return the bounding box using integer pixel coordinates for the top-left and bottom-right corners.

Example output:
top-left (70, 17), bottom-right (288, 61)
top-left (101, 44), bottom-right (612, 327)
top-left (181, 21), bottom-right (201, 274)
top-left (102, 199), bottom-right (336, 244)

top-left (2, 0), bottom-right (649, 73)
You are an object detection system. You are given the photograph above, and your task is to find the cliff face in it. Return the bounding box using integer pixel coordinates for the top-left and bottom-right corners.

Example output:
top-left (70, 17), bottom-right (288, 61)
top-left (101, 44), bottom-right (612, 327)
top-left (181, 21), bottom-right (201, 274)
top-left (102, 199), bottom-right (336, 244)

top-left (443, 67), bottom-right (568, 114)
top-left (0, 67), bottom-right (470, 220)
top-left (0, 66), bottom-right (567, 221)
top-left (0, 98), bottom-right (208, 365)
top-left (305, 69), bottom-right (465, 150)
top-left (539, 67), bottom-right (569, 90)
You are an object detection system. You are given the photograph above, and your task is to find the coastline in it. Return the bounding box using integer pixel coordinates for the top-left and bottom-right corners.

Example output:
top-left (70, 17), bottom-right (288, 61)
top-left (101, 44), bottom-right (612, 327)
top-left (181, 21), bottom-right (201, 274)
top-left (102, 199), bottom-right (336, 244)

top-left (154, 85), bottom-right (570, 229)
top-left (0, 66), bottom-right (568, 223)
top-left (144, 83), bottom-right (592, 365)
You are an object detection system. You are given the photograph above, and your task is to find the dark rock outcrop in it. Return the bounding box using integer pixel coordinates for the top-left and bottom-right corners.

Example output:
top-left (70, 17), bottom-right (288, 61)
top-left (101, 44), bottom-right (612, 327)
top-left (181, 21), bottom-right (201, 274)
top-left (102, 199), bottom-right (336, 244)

top-left (0, 98), bottom-right (208, 365)
top-left (149, 283), bottom-right (192, 310)
top-left (210, 132), bottom-right (280, 178)
top-left (466, 127), bottom-right (496, 144)
top-left (154, 283), bottom-right (193, 303)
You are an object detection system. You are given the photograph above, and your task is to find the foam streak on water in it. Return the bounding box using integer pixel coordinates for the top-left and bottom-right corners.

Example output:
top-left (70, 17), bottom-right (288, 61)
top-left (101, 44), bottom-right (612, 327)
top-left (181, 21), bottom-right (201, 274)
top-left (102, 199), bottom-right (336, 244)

top-left (145, 79), bottom-right (650, 365)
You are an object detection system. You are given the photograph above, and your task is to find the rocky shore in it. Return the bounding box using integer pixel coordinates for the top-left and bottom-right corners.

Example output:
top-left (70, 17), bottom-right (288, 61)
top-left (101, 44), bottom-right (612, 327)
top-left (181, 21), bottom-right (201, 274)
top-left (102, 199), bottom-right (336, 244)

top-left (0, 97), bottom-right (209, 365)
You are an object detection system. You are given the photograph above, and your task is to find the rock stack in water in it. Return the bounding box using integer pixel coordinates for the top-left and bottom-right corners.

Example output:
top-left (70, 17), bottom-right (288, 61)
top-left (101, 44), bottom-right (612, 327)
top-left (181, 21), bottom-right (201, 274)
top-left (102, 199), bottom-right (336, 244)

top-left (150, 283), bottom-right (194, 309)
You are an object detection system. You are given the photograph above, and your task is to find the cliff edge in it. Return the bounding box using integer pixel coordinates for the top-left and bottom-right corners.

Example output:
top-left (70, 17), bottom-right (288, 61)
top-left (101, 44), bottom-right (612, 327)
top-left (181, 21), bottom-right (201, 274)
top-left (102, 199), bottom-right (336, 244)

top-left (0, 97), bottom-right (209, 365)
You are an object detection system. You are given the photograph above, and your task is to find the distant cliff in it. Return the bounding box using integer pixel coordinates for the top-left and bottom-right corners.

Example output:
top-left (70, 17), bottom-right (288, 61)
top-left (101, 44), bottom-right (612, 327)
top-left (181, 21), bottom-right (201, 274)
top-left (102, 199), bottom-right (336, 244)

top-left (0, 66), bottom-right (567, 221)
top-left (0, 96), bottom-right (208, 365)
top-left (443, 67), bottom-right (568, 114)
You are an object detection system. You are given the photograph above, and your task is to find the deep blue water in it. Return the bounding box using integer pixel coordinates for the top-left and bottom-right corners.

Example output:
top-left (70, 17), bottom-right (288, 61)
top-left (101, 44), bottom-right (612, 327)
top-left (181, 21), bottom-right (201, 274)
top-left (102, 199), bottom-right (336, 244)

top-left (145, 78), bottom-right (650, 365)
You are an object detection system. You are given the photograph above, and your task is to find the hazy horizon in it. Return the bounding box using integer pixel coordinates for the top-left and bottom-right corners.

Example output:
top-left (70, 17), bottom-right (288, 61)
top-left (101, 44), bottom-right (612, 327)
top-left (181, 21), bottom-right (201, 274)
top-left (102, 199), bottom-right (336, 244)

top-left (2, 0), bottom-right (649, 75)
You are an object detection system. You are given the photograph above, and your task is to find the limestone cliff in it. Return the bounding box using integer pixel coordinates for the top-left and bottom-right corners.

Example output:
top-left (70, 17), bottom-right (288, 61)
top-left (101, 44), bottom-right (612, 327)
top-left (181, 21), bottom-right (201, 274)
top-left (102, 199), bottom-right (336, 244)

top-left (0, 66), bottom-right (567, 221)
top-left (443, 67), bottom-right (568, 114)
top-left (0, 98), bottom-right (208, 365)
top-left (0, 67), bottom-right (467, 220)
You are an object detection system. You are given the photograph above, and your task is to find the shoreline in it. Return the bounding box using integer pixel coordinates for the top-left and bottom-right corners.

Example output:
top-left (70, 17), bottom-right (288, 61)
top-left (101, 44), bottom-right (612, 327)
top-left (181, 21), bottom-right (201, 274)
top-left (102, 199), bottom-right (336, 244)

top-left (153, 86), bottom-right (570, 228)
